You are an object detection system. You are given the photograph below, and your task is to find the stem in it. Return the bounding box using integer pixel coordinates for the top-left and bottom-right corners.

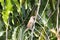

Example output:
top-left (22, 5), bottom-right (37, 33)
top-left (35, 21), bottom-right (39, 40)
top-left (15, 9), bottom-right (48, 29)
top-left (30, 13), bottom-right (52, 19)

top-left (31, 0), bottom-right (41, 40)
top-left (56, 0), bottom-right (59, 35)
top-left (35, 0), bottom-right (41, 20)
top-left (6, 25), bottom-right (8, 40)
top-left (56, 0), bottom-right (59, 40)
top-left (41, 0), bottom-right (49, 16)
top-left (31, 25), bottom-right (35, 40)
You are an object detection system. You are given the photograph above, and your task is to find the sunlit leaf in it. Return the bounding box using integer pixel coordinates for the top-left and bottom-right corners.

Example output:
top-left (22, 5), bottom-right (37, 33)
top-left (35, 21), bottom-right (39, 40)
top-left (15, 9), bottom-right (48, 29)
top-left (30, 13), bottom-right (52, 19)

top-left (50, 28), bottom-right (57, 35)
top-left (12, 27), bottom-right (18, 40)
top-left (0, 31), bottom-right (5, 37)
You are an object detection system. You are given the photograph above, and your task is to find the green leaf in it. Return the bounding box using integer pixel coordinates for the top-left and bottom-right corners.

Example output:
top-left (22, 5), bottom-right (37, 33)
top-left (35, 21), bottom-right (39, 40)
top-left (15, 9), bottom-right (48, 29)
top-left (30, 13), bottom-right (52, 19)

top-left (0, 31), bottom-right (5, 37)
top-left (12, 27), bottom-right (18, 40)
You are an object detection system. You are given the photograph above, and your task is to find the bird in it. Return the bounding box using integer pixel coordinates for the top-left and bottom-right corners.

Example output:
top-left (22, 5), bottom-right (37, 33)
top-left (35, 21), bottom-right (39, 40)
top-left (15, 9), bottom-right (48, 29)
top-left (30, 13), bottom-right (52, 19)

top-left (27, 16), bottom-right (35, 29)
top-left (24, 16), bottom-right (35, 33)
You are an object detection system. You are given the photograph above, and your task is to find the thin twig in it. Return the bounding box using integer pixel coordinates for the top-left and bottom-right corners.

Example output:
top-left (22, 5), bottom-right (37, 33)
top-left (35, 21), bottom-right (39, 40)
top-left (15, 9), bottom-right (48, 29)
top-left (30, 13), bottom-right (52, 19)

top-left (31, 0), bottom-right (41, 40)
top-left (56, 0), bottom-right (59, 35)
top-left (35, 0), bottom-right (41, 20)
top-left (35, 28), bottom-right (46, 40)
top-left (56, 0), bottom-right (60, 40)
top-left (6, 26), bottom-right (8, 40)
top-left (41, 0), bottom-right (49, 16)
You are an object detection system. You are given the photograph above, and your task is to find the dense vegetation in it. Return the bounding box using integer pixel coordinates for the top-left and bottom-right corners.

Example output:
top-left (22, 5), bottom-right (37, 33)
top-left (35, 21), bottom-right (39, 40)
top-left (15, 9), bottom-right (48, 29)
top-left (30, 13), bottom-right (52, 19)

top-left (0, 0), bottom-right (60, 40)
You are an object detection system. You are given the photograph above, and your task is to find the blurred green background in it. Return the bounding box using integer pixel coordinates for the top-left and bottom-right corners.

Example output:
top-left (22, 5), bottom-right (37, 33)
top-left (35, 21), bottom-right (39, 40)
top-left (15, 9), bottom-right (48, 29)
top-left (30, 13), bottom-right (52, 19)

top-left (0, 0), bottom-right (60, 40)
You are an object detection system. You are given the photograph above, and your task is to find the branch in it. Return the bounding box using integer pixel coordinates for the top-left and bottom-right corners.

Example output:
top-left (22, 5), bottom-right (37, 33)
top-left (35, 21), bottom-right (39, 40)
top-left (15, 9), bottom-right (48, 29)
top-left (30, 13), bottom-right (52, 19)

top-left (31, 0), bottom-right (41, 40)
top-left (56, 0), bottom-right (59, 34)
top-left (56, 0), bottom-right (59, 40)
top-left (6, 26), bottom-right (8, 40)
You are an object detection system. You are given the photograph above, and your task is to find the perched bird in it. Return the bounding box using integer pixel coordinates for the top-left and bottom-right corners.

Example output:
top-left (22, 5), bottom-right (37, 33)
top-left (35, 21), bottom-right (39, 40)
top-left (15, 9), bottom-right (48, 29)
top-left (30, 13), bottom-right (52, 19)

top-left (27, 16), bottom-right (35, 29)
top-left (24, 16), bottom-right (35, 33)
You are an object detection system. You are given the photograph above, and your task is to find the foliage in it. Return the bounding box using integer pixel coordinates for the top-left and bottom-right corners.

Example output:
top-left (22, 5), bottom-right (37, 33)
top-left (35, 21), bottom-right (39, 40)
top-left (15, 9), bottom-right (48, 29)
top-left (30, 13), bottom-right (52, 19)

top-left (0, 0), bottom-right (60, 40)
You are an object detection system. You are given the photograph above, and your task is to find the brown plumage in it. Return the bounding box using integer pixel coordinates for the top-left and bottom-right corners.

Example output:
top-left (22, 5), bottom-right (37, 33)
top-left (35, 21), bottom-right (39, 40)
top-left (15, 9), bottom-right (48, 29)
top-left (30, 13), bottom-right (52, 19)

top-left (24, 16), bottom-right (35, 33)
top-left (27, 16), bottom-right (35, 29)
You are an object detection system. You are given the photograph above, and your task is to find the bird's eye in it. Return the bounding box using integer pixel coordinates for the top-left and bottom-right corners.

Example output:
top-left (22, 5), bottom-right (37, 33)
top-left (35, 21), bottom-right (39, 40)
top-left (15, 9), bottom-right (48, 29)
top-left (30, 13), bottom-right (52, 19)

top-left (33, 18), bottom-right (35, 20)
